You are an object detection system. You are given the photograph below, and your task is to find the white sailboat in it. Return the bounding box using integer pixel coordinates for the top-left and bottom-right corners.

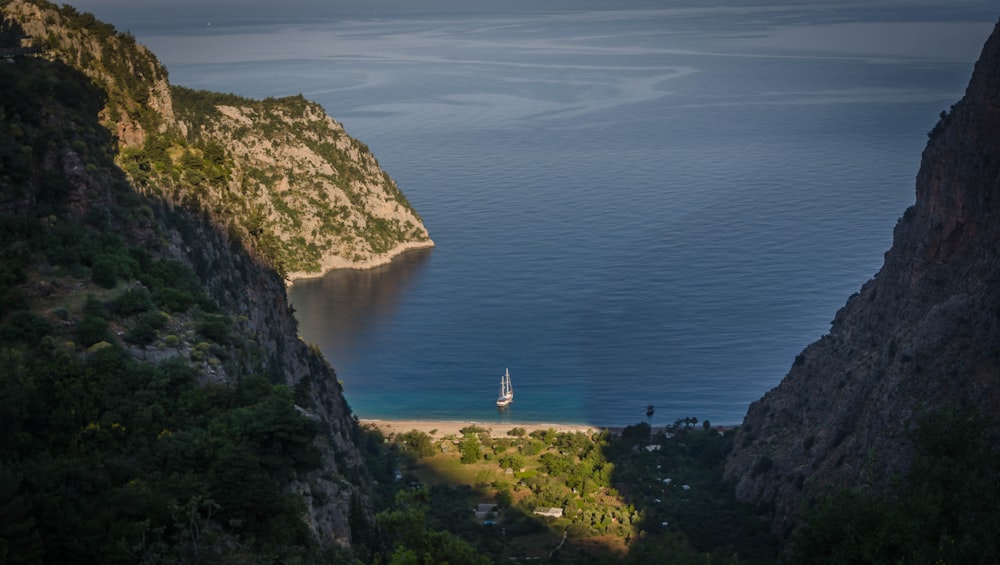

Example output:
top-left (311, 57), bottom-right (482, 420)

top-left (496, 368), bottom-right (513, 407)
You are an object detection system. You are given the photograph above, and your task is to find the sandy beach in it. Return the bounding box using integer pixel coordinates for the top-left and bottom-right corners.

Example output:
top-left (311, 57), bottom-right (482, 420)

top-left (360, 418), bottom-right (619, 438)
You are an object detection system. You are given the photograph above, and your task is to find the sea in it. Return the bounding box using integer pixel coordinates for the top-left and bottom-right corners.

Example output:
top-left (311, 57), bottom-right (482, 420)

top-left (76, 0), bottom-right (997, 426)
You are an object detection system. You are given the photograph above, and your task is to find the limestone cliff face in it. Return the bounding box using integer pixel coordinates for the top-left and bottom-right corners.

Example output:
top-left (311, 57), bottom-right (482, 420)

top-left (186, 98), bottom-right (433, 281)
top-left (724, 20), bottom-right (1000, 537)
top-left (3, 0), bottom-right (432, 280)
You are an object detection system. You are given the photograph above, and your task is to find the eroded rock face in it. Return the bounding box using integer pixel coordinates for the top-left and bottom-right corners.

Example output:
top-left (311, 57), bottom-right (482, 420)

top-left (724, 21), bottom-right (1000, 538)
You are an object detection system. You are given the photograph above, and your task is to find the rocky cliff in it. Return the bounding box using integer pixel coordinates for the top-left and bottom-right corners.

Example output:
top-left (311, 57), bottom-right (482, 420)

top-left (3, 0), bottom-right (432, 281)
top-left (724, 20), bottom-right (1000, 538)
top-left (0, 0), bottom-right (395, 556)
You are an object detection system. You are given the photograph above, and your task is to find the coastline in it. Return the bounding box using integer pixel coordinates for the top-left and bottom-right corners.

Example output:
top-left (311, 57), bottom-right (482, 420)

top-left (360, 418), bottom-right (621, 438)
top-left (285, 239), bottom-right (435, 285)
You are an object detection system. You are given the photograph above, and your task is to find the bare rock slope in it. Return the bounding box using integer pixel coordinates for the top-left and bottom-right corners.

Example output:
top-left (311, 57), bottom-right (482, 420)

top-left (724, 20), bottom-right (1000, 537)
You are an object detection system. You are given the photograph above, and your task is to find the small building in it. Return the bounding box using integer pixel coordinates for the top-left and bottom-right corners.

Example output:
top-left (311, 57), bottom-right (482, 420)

top-left (533, 507), bottom-right (564, 518)
top-left (474, 503), bottom-right (498, 520)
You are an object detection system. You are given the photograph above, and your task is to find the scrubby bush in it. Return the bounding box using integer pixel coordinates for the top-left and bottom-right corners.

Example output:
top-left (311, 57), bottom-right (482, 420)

top-left (75, 315), bottom-right (111, 347)
top-left (111, 286), bottom-right (153, 315)
top-left (196, 314), bottom-right (231, 344)
top-left (155, 286), bottom-right (195, 313)
top-left (91, 251), bottom-right (136, 288)
top-left (124, 311), bottom-right (166, 346)
top-left (0, 310), bottom-right (50, 345)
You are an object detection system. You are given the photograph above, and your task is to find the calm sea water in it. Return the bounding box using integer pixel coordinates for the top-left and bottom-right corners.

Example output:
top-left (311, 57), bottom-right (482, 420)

top-left (87, 1), bottom-right (996, 426)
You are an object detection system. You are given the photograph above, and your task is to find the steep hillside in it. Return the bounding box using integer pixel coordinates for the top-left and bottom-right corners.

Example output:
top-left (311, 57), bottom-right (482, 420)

top-left (2, 0), bottom-right (432, 280)
top-left (724, 20), bottom-right (1000, 538)
top-left (0, 3), bottom-right (383, 561)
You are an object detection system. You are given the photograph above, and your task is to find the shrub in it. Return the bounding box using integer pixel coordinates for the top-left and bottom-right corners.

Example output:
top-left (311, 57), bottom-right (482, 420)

top-left (75, 315), bottom-right (111, 347)
top-left (111, 287), bottom-right (153, 315)
top-left (124, 311), bottom-right (166, 346)
top-left (521, 439), bottom-right (544, 456)
top-left (499, 453), bottom-right (526, 472)
top-left (155, 286), bottom-right (195, 313)
top-left (397, 430), bottom-right (435, 458)
top-left (196, 314), bottom-right (231, 344)
top-left (81, 295), bottom-right (108, 319)
top-left (91, 252), bottom-right (133, 288)
top-left (124, 321), bottom-right (156, 346)
top-left (0, 310), bottom-right (50, 345)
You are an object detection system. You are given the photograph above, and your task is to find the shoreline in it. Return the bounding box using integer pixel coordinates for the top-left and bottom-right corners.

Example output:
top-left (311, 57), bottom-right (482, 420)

top-left (285, 239), bottom-right (435, 285)
top-left (359, 418), bottom-right (622, 438)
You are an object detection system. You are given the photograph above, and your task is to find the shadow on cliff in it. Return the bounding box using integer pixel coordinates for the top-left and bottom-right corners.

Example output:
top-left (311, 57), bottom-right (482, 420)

top-left (721, 18), bottom-right (1000, 544)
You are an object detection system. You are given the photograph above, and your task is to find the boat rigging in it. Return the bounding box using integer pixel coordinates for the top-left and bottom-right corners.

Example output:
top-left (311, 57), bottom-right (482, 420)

top-left (496, 368), bottom-right (513, 408)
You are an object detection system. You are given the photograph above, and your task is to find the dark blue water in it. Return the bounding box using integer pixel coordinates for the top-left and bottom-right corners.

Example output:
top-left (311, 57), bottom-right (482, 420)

top-left (85, 2), bottom-right (996, 426)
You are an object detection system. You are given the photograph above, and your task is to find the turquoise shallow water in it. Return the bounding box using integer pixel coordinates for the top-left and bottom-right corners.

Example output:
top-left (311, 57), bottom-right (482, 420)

top-left (86, 1), bottom-right (996, 426)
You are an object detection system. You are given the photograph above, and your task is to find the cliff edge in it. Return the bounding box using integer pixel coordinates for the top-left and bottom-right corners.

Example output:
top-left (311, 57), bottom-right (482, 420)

top-left (724, 20), bottom-right (1000, 537)
top-left (3, 0), bottom-right (432, 281)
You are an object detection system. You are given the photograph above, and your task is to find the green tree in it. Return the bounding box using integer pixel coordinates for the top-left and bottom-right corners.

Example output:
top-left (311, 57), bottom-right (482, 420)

top-left (499, 453), bottom-right (526, 472)
top-left (75, 315), bottom-right (112, 347)
top-left (621, 422), bottom-right (651, 445)
top-left (111, 286), bottom-right (154, 315)
top-left (375, 489), bottom-right (489, 565)
top-left (0, 310), bottom-right (50, 345)
top-left (459, 432), bottom-right (482, 464)
top-left (397, 429), bottom-right (435, 458)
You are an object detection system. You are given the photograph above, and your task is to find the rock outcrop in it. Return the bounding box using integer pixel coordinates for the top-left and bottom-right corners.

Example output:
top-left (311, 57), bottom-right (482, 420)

top-left (724, 20), bottom-right (1000, 538)
top-left (3, 0), bottom-right (432, 281)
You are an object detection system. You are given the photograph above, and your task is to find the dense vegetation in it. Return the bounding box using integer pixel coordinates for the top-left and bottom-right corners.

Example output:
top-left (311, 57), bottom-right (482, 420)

top-left (367, 421), bottom-right (779, 563)
top-left (361, 408), bottom-right (1000, 564)
top-left (790, 407), bottom-right (1000, 564)
top-left (0, 168), bottom-right (336, 562)
top-left (0, 28), bottom-right (338, 562)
